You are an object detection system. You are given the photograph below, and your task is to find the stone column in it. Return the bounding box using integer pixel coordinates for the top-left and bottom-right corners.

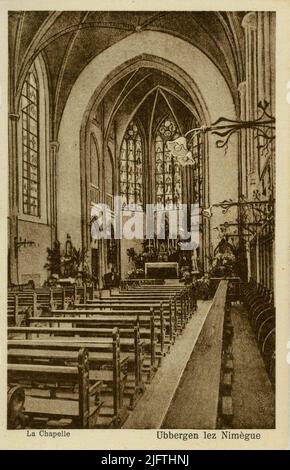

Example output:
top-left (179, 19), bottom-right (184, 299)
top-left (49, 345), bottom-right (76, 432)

top-left (49, 141), bottom-right (59, 244)
top-left (8, 112), bottom-right (20, 285)
top-left (238, 81), bottom-right (247, 198)
top-left (242, 12), bottom-right (258, 185)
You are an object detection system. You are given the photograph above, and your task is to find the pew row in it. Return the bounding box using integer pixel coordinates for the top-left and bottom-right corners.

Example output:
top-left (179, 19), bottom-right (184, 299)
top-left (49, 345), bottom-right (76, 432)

top-left (59, 303), bottom-right (176, 345)
top-left (8, 348), bottom-right (103, 429)
top-left (8, 285), bottom-right (94, 325)
top-left (22, 311), bottom-right (160, 378)
top-left (8, 328), bottom-right (129, 427)
top-left (242, 281), bottom-right (275, 385)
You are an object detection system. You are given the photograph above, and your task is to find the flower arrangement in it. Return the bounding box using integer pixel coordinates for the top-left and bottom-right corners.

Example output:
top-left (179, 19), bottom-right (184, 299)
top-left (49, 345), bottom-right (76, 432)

top-left (44, 235), bottom-right (92, 285)
top-left (209, 235), bottom-right (237, 278)
top-left (195, 274), bottom-right (210, 299)
top-left (127, 268), bottom-right (145, 279)
top-left (210, 252), bottom-right (236, 277)
top-left (126, 248), bottom-right (146, 270)
top-left (44, 240), bottom-right (61, 276)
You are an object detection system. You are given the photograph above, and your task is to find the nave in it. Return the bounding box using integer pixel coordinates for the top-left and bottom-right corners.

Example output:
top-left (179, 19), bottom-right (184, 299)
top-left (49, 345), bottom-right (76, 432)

top-left (7, 11), bottom-right (276, 430)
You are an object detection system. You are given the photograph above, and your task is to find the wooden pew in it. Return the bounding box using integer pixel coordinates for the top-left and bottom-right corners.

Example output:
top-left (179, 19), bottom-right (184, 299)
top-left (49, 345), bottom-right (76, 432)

top-left (9, 321), bottom-right (145, 409)
top-left (34, 288), bottom-right (51, 313)
top-left (35, 287), bottom-right (75, 313)
top-left (48, 287), bottom-right (74, 310)
top-left (242, 280), bottom-right (275, 384)
top-left (106, 286), bottom-right (189, 319)
top-left (124, 283), bottom-right (194, 301)
top-left (74, 285), bottom-right (94, 303)
top-left (52, 285), bottom-right (93, 308)
top-left (120, 279), bottom-right (165, 289)
top-left (22, 309), bottom-right (159, 373)
top-left (8, 287), bottom-right (74, 321)
top-left (112, 284), bottom-right (196, 317)
top-left (9, 322), bottom-right (148, 406)
top-left (108, 292), bottom-right (189, 328)
top-left (7, 291), bottom-right (35, 326)
top-left (8, 324), bottom-right (145, 409)
top-left (47, 307), bottom-right (168, 358)
top-left (8, 328), bottom-right (129, 427)
top-left (98, 289), bottom-right (188, 329)
top-left (8, 293), bottom-right (19, 326)
top-left (8, 348), bottom-right (103, 429)
top-left (123, 283), bottom-right (196, 310)
top-left (73, 301), bottom-right (176, 344)
top-left (8, 284), bottom-right (93, 316)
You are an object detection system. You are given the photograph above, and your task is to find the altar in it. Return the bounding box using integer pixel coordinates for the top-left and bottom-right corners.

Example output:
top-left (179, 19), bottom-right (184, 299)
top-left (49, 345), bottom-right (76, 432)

top-left (145, 262), bottom-right (179, 279)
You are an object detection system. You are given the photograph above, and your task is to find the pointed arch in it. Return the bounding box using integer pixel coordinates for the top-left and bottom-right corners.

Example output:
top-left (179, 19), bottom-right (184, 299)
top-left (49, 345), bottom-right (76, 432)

top-left (20, 64), bottom-right (40, 216)
top-left (18, 53), bottom-right (50, 222)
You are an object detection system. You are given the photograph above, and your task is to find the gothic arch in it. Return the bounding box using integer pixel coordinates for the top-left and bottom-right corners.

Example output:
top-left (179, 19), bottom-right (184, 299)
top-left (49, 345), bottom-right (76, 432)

top-left (57, 31), bottom-right (238, 262)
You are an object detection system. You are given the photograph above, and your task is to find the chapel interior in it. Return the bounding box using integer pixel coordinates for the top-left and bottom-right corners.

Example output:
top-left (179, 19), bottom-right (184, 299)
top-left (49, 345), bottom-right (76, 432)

top-left (7, 11), bottom-right (276, 430)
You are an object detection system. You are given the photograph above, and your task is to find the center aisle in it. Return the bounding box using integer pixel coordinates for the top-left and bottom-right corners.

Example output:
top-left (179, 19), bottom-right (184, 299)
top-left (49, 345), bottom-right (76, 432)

top-left (122, 300), bottom-right (212, 429)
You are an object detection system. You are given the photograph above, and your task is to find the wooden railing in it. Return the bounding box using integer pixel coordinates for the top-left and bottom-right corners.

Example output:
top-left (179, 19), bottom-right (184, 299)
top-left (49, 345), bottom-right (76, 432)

top-left (210, 277), bottom-right (241, 301)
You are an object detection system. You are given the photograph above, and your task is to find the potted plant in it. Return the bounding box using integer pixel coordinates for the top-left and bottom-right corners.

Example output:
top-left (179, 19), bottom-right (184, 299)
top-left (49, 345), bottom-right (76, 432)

top-left (44, 240), bottom-right (61, 278)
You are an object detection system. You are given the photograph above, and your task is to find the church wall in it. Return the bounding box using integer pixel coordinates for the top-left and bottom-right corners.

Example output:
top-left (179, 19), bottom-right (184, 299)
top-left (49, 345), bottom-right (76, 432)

top-left (57, 120), bottom-right (83, 249)
top-left (208, 134), bottom-right (239, 256)
top-left (16, 221), bottom-right (51, 286)
top-left (9, 54), bottom-right (53, 286)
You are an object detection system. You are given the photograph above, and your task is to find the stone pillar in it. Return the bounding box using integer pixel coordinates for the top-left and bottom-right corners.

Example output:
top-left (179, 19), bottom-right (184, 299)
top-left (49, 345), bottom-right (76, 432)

top-left (49, 141), bottom-right (59, 244)
top-left (242, 12), bottom-right (258, 186)
top-left (257, 12), bottom-right (265, 103)
top-left (238, 81), bottom-right (247, 198)
top-left (263, 12), bottom-right (271, 106)
top-left (8, 112), bottom-right (20, 285)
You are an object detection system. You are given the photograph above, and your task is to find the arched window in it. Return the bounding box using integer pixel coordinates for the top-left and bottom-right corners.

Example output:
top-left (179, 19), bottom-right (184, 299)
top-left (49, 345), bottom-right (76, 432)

top-left (120, 121), bottom-right (143, 207)
top-left (155, 117), bottom-right (182, 206)
top-left (19, 55), bottom-right (49, 221)
top-left (20, 66), bottom-right (40, 216)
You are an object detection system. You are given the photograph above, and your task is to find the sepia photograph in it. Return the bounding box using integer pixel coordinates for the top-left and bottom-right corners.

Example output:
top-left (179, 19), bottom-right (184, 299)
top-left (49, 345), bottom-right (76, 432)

top-left (1, 1), bottom-right (288, 451)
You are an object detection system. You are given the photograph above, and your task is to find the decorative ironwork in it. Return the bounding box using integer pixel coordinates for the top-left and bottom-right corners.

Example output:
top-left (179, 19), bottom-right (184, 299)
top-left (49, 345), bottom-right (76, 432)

top-left (212, 194), bottom-right (274, 218)
top-left (167, 100), bottom-right (275, 162)
top-left (210, 100), bottom-right (275, 149)
top-left (14, 236), bottom-right (35, 256)
top-left (203, 191), bottom-right (275, 239)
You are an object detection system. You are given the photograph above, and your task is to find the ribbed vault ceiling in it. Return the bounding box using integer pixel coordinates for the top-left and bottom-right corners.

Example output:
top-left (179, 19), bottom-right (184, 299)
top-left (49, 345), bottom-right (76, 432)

top-left (9, 11), bottom-right (247, 137)
top-left (95, 67), bottom-right (198, 141)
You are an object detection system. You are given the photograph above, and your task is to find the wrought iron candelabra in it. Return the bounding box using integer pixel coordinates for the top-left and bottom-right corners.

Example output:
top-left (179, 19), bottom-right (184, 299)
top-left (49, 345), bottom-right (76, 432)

top-left (184, 100), bottom-right (275, 150)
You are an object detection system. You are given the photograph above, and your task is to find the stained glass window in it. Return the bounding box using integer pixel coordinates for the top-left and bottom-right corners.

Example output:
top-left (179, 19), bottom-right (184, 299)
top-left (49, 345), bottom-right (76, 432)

top-left (120, 121), bottom-right (143, 207)
top-left (21, 67), bottom-right (40, 216)
top-left (155, 117), bottom-right (181, 206)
